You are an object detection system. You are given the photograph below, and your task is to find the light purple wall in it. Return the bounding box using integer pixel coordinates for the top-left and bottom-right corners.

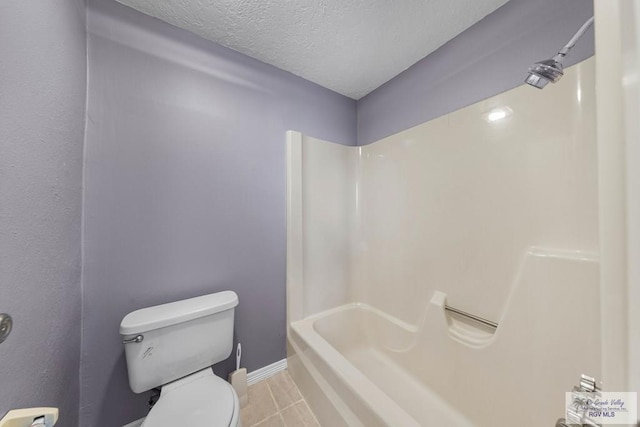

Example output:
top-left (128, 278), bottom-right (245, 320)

top-left (0, 0), bottom-right (86, 425)
top-left (81, 1), bottom-right (356, 426)
top-left (357, 0), bottom-right (595, 145)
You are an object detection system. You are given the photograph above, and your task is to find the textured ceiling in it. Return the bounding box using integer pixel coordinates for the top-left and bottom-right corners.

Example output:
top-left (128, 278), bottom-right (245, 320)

top-left (115, 0), bottom-right (509, 99)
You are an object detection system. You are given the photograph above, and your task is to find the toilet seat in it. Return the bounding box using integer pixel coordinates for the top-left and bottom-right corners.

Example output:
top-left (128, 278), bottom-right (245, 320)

top-left (142, 369), bottom-right (240, 427)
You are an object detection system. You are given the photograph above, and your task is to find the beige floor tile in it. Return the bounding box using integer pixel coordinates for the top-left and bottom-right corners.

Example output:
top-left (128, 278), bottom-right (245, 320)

top-left (254, 414), bottom-right (285, 427)
top-left (280, 401), bottom-right (320, 427)
top-left (240, 381), bottom-right (278, 426)
top-left (267, 371), bottom-right (303, 410)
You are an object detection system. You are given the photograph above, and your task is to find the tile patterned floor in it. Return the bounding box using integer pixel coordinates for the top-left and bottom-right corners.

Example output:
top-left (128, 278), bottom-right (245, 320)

top-left (240, 370), bottom-right (320, 427)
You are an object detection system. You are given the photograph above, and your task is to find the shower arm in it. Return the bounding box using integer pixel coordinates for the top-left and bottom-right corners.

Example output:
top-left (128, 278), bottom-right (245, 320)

top-left (555, 16), bottom-right (595, 60)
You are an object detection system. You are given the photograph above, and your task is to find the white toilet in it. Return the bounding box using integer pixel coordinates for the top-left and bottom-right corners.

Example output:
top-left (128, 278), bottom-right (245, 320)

top-left (120, 291), bottom-right (241, 427)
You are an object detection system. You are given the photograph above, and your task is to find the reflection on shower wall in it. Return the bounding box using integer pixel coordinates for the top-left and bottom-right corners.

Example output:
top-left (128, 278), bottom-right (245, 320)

top-left (287, 58), bottom-right (600, 426)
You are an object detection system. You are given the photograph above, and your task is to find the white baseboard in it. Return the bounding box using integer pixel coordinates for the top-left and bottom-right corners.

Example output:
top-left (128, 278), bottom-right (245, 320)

top-left (247, 358), bottom-right (288, 385)
top-left (122, 418), bottom-right (144, 427)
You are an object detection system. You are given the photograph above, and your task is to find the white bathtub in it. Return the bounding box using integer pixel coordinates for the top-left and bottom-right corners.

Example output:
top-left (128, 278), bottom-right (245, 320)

top-left (289, 303), bottom-right (476, 427)
top-left (287, 250), bottom-right (601, 427)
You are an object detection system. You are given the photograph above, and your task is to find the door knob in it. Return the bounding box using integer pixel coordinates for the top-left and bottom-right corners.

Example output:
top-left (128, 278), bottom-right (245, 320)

top-left (0, 313), bottom-right (12, 344)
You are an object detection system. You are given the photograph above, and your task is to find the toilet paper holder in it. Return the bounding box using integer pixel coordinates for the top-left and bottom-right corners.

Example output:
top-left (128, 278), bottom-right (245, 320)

top-left (0, 407), bottom-right (58, 427)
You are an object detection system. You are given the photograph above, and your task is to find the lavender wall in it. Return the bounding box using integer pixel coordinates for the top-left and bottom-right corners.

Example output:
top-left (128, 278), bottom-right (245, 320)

top-left (81, 1), bottom-right (356, 426)
top-left (0, 0), bottom-right (86, 425)
top-left (357, 0), bottom-right (595, 145)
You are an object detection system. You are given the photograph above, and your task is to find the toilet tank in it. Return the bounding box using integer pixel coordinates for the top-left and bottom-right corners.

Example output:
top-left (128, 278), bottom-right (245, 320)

top-left (120, 291), bottom-right (238, 393)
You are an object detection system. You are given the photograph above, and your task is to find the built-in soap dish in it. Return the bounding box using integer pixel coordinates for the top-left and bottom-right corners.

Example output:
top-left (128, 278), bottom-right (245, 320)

top-left (447, 312), bottom-right (495, 346)
top-left (431, 291), bottom-right (497, 348)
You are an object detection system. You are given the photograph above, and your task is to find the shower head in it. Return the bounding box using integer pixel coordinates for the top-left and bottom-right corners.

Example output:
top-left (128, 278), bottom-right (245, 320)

top-left (525, 16), bottom-right (594, 89)
top-left (525, 57), bottom-right (564, 89)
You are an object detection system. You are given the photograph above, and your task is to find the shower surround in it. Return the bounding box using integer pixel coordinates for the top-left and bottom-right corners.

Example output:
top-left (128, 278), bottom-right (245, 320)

top-left (286, 58), bottom-right (600, 426)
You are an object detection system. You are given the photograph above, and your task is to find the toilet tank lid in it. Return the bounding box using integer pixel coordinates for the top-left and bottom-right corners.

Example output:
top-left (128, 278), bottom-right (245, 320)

top-left (120, 291), bottom-right (238, 335)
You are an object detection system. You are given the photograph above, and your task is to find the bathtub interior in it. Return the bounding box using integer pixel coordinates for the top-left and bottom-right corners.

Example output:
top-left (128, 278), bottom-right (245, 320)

top-left (286, 57), bottom-right (599, 426)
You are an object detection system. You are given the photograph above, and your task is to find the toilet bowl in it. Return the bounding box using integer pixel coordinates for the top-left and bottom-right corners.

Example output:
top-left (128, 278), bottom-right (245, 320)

top-left (120, 291), bottom-right (241, 427)
top-left (142, 369), bottom-right (240, 427)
